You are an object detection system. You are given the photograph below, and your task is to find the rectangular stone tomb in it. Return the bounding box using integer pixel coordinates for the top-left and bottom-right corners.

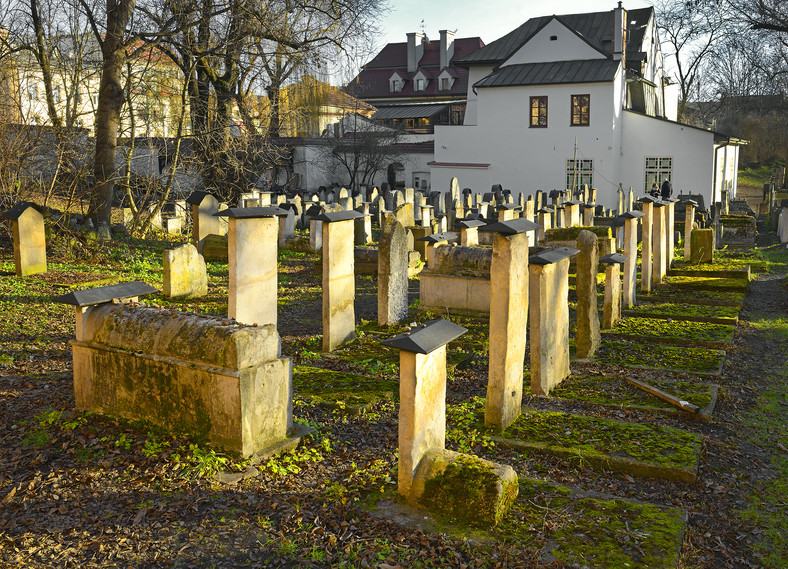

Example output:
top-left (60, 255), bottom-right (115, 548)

top-left (419, 245), bottom-right (492, 315)
top-left (58, 300), bottom-right (294, 457)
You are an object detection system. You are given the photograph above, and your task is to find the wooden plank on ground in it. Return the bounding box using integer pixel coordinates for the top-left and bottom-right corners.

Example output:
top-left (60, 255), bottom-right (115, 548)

top-left (625, 376), bottom-right (701, 415)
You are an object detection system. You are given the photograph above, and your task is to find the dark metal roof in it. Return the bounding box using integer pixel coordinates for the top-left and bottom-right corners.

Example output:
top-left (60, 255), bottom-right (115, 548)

top-left (457, 7), bottom-right (654, 66)
top-left (53, 281), bottom-right (158, 307)
top-left (371, 104), bottom-right (448, 120)
top-left (314, 210), bottom-right (363, 222)
top-left (530, 247), bottom-right (580, 265)
top-left (600, 253), bottom-right (627, 265)
top-left (479, 218), bottom-right (539, 235)
top-left (415, 232), bottom-right (457, 243)
top-left (0, 202), bottom-right (48, 220)
top-left (381, 318), bottom-right (467, 354)
top-left (474, 59), bottom-right (620, 89)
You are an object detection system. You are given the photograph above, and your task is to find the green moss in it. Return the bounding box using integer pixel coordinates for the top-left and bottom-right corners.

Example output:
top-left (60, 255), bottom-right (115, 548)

top-left (604, 317), bottom-right (735, 344)
top-left (595, 339), bottom-right (724, 374)
top-left (661, 275), bottom-right (749, 292)
top-left (420, 454), bottom-right (517, 527)
top-left (639, 287), bottom-right (745, 304)
top-left (293, 365), bottom-right (397, 412)
top-left (545, 225), bottom-right (611, 241)
top-left (524, 375), bottom-right (715, 412)
top-left (624, 301), bottom-right (739, 323)
top-left (504, 410), bottom-right (702, 470)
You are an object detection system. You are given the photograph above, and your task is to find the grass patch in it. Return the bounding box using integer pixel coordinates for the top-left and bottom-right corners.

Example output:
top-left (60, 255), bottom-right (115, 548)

top-left (623, 301), bottom-right (739, 323)
top-left (293, 365), bottom-right (397, 412)
top-left (660, 275), bottom-right (749, 293)
top-left (595, 339), bottom-right (725, 375)
top-left (603, 317), bottom-right (735, 346)
top-left (639, 287), bottom-right (745, 305)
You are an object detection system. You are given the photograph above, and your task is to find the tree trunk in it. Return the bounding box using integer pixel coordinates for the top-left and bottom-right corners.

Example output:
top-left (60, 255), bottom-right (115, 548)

top-left (91, 0), bottom-right (135, 226)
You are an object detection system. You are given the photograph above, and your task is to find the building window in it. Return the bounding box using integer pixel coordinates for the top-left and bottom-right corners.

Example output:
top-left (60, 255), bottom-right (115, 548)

top-left (440, 77), bottom-right (449, 90)
top-left (27, 81), bottom-right (38, 101)
top-left (571, 94), bottom-right (590, 126)
top-left (566, 159), bottom-right (593, 189)
top-left (530, 96), bottom-right (547, 127)
top-left (644, 157), bottom-right (672, 192)
top-left (415, 78), bottom-right (425, 91)
top-left (391, 79), bottom-right (401, 92)
top-left (53, 85), bottom-right (60, 103)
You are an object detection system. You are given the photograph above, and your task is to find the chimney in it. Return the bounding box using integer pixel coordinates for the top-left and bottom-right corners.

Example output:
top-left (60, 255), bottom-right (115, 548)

top-left (613, 1), bottom-right (627, 65)
top-left (439, 30), bottom-right (455, 70)
top-left (407, 32), bottom-right (425, 73)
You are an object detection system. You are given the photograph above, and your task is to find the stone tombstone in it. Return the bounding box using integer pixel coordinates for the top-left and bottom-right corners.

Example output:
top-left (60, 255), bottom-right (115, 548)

top-left (481, 218), bottom-right (538, 431)
top-left (416, 232), bottom-right (456, 267)
top-left (497, 204), bottom-right (518, 222)
top-left (524, 197), bottom-right (536, 246)
top-left (218, 207), bottom-right (283, 327)
top-left (684, 201), bottom-right (698, 259)
top-left (394, 202), bottom-right (415, 228)
top-left (621, 210), bottom-right (644, 309)
top-left (1, 202), bottom-right (47, 277)
top-left (652, 202), bottom-right (668, 285)
top-left (54, 282), bottom-right (296, 458)
top-left (617, 185), bottom-right (625, 215)
top-left (319, 210), bottom-right (362, 351)
top-left (690, 229), bottom-right (714, 264)
top-left (639, 197), bottom-right (656, 292)
top-left (354, 205), bottom-right (373, 245)
top-left (305, 204), bottom-right (323, 251)
top-left (369, 186), bottom-right (379, 204)
top-left (537, 207), bottom-right (553, 243)
top-left (462, 187), bottom-right (473, 208)
top-left (279, 207), bottom-right (296, 247)
top-left (291, 195), bottom-right (304, 228)
top-left (378, 217), bottom-right (409, 326)
top-left (780, 208), bottom-right (788, 243)
top-left (338, 187), bottom-right (349, 201)
top-left (404, 187), bottom-right (415, 206)
top-left (394, 190), bottom-right (406, 209)
top-left (582, 204), bottom-right (595, 226)
top-left (666, 198), bottom-right (677, 266)
top-left (529, 247), bottom-right (578, 396)
top-left (450, 177), bottom-right (460, 202)
top-left (575, 230), bottom-right (601, 359)
top-left (186, 191), bottom-right (220, 247)
top-left (627, 187), bottom-right (634, 212)
top-left (163, 243), bottom-right (207, 299)
top-left (600, 253), bottom-right (626, 329)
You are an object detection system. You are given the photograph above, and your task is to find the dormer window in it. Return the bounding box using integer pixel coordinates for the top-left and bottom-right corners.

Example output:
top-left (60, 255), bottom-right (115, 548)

top-left (441, 77), bottom-right (449, 90)
top-left (437, 69), bottom-right (455, 91)
top-left (389, 72), bottom-right (405, 92)
top-left (413, 70), bottom-right (429, 92)
top-left (415, 78), bottom-right (425, 91)
top-left (392, 79), bottom-right (402, 92)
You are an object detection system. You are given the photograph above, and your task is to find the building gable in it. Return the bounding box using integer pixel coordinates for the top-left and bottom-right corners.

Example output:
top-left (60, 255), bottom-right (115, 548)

top-left (501, 17), bottom-right (607, 67)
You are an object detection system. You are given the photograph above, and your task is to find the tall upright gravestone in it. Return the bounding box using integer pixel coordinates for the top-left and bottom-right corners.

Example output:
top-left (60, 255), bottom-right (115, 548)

top-left (378, 216), bottom-right (409, 326)
top-left (186, 190), bottom-right (220, 247)
top-left (575, 230), bottom-right (600, 359)
top-left (1, 202), bottom-right (47, 277)
top-left (481, 218), bottom-right (538, 431)
top-left (319, 210), bottom-right (363, 351)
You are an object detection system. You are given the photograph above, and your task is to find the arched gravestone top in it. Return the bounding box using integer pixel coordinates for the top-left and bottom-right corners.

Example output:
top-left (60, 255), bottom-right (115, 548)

top-left (381, 318), bottom-right (467, 354)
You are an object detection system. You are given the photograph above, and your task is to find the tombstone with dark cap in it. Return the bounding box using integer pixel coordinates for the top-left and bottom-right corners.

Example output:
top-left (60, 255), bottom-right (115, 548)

top-left (1, 202), bottom-right (47, 276)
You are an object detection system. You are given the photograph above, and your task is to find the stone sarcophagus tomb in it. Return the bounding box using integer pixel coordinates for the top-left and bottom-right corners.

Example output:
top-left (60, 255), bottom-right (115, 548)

top-left (55, 282), bottom-right (295, 457)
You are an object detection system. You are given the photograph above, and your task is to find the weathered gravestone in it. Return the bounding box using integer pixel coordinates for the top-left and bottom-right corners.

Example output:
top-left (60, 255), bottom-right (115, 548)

top-left (690, 229), bottom-right (714, 264)
top-left (186, 190), bottom-right (220, 247)
top-left (621, 210), bottom-right (644, 309)
top-left (575, 230), bottom-right (601, 359)
top-left (481, 218), bottom-right (538, 431)
top-left (529, 247), bottom-right (579, 396)
top-left (638, 196), bottom-right (658, 292)
top-left (600, 253), bottom-right (626, 329)
top-left (163, 243), bottom-right (207, 299)
top-left (217, 207), bottom-right (285, 327)
top-left (318, 210), bottom-right (363, 351)
top-left (683, 200), bottom-right (698, 259)
top-left (652, 202), bottom-right (668, 285)
top-left (1, 202), bottom-right (47, 276)
top-left (382, 320), bottom-right (518, 525)
top-left (378, 216), bottom-right (409, 326)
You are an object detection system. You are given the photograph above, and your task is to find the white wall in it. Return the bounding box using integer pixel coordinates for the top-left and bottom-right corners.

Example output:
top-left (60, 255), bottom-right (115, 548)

top-left (502, 19), bottom-right (606, 66)
top-left (621, 110), bottom-right (714, 203)
top-left (434, 74), bottom-right (627, 208)
top-left (462, 65), bottom-right (494, 126)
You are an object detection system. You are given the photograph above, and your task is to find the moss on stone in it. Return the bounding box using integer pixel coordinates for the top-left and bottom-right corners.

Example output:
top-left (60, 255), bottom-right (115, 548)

top-left (595, 339), bottom-right (724, 375)
top-left (420, 453), bottom-right (518, 527)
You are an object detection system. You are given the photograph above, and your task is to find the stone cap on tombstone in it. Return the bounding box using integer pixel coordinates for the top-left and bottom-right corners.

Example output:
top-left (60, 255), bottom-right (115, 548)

top-left (537, 206), bottom-right (554, 214)
top-left (381, 319), bottom-right (467, 354)
top-left (415, 232), bottom-right (457, 243)
top-left (599, 253), bottom-right (627, 265)
top-left (581, 203), bottom-right (596, 210)
top-left (185, 190), bottom-right (217, 205)
top-left (529, 247), bottom-right (580, 265)
top-left (610, 216), bottom-right (625, 228)
top-left (497, 203), bottom-right (519, 211)
top-left (621, 210), bottom-right (645, 219)
top-left (664, 197), bottom-right (680, 203)
top-left (637, 195), bottom-right (660, 204)
top-left (653, 200), bottom-right (668, 208)
top-left (53, 281), bottom-right (158, 307)
top-left (314, 210), bottom-right (363, 223)
top-left (1, 201), bottom-right (50, 220)
top-left (457, 219), bottom-right (486, 229)
top-left (681, 199), bottom-right (699, 208)
top-left (564, 199), bottom-right (583, 206)
top-left (479, 218), bottom-right (539, 235)
top-left (214, 206), bottom-right (288, 218)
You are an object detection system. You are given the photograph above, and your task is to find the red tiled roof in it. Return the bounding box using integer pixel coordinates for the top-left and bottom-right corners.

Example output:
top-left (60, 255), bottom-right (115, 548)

top-left (345, 37), bottom-right (484, 101)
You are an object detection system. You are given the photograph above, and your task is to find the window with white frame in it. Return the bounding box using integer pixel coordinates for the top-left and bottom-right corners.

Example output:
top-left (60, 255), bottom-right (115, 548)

top-left (53, 85), bottom-right (60, 103)
top-left (644, 157), bottom-right (672, 191)
top-left (27, 81), bottom-right (38, 101)
top-left (566, 159), bottom-right (593, 189)
top-left (415, 78), bottom-right (425, 91)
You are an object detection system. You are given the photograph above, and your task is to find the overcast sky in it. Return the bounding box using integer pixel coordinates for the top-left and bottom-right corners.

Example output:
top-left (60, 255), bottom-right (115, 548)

top-left (375, 0), bottom-right (655, 49)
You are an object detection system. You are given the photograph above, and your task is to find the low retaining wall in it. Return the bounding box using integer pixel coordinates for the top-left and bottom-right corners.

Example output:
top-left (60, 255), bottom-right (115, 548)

top-left (72, 303), bottom-right (293, 457)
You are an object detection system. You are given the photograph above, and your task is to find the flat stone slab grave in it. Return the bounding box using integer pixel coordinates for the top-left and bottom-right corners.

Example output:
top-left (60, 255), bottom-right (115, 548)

top-left (491, 409), bottom-right (703, 483)
top-left (667, 261), bottom-right (751, 281)
top-left (602, 316), bottom-right (736, 349)
top-left (622, 301), bottom-right (740, 325)
top-left (370, 476), bottom-right (687, 569)
top-left (594, 339), bottom-right (726, 378)
top-left (656, 274), bottom-right (750, 294)
top-left (524, 375), bottom-right (719, 421)
top-left (637, 288), bottom-right (745, 308)
top-left (293, 365), bottom-right (397, 415)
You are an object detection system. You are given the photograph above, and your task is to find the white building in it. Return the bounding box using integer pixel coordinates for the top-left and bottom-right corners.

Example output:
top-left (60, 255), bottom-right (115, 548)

top-left (430, 3), bottom-right (744, 209)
